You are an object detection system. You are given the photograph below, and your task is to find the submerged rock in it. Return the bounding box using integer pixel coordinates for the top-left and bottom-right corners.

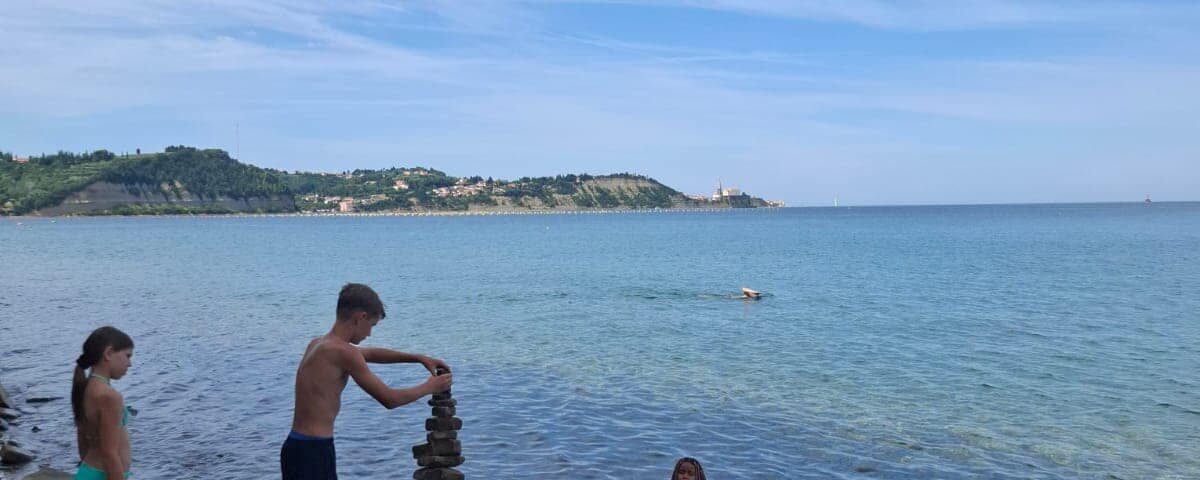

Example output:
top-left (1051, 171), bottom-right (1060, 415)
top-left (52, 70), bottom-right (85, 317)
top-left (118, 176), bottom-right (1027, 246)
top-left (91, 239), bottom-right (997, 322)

top-left (0, 441), bottom-right (35, 465)
top-left (23, 467), bottom-right (74, 479)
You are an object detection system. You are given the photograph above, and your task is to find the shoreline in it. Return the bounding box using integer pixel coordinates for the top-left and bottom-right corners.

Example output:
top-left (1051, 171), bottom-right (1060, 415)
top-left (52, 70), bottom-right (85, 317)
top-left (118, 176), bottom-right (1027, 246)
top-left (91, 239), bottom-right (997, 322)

top-left (0, 379), bottom-right (71, 480)
top-left (3, 206), bottom-right (784, 220)
top-left (0, 379), bottom-right (70, 480)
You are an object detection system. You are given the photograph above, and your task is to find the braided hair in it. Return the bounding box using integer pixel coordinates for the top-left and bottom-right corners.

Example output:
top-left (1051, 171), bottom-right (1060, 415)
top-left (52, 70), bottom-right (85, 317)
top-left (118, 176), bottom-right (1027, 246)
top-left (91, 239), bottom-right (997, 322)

top-left (671, 457), bottom-right (707, 480)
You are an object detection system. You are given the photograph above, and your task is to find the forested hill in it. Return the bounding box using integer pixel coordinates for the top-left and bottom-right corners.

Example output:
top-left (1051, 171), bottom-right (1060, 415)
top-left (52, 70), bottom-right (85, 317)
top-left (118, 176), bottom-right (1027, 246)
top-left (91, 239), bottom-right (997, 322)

top-left (0, 147), bottom-right (290, 215)
top-left (1, 147), bottom-right (776, 215)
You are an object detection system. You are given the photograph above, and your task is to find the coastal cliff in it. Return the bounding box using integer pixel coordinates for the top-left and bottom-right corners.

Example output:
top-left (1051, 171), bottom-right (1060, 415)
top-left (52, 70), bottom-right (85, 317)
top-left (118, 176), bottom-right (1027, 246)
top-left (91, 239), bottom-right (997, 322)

top-left (33, 181), bottom-right (295, 216)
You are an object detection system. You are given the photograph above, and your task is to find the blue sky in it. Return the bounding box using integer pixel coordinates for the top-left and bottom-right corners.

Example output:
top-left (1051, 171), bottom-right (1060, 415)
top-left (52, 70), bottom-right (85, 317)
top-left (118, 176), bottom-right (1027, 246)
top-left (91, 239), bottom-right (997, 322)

top-left (2, 1), bottom-right (1198, 205)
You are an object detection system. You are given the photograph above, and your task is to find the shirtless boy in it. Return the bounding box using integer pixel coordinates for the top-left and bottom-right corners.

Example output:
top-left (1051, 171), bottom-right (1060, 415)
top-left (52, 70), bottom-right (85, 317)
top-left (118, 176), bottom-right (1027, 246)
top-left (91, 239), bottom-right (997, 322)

top-left (281, 283), bottom-right (453, 480)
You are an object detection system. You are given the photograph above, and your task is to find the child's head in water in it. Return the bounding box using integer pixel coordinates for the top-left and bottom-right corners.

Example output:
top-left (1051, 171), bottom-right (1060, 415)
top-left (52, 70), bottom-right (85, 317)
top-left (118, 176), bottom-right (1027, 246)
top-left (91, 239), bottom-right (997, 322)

top-left (672, 457), bottom-right (706, 480)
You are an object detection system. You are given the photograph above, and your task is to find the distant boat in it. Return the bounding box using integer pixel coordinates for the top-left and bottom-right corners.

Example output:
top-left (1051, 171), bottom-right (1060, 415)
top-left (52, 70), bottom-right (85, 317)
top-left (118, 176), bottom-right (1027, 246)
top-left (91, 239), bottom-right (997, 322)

top-left (1144, 195), bottom-right (1152, 205)
top-left (741, 287), bottom-right (762, 300)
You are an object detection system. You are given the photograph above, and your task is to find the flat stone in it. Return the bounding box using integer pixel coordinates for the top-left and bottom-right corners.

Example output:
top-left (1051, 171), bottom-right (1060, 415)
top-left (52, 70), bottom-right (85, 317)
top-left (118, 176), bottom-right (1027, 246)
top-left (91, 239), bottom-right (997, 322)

top-left (427, 398), bottom-right (457, 407)
top-left (425, 417), bottom-right (462, 431)
top-left (430, 406), bottom-right (456, 418)
top-left (427, 430), bottom-right (457, 442)
top-left (413, 467), bottom-right (464, 480)
top-left (26, 396), bottom-right (63, 404)
top-left (0, 441), bottom-right (35, 465)
top-left (412, 439), bottom-right (460, 458)
top-left (417, 455), bottom-right (465, 468)
top-left (429, 439), bottom-right (461, 456)
top-left (0, 407), bottom-right (18, 421)
top-left (412, 442), bottom-right (432, 458)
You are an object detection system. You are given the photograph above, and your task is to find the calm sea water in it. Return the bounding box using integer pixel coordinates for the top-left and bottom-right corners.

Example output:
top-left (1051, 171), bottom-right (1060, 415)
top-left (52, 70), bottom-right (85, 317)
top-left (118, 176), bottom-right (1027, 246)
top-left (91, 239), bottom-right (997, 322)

top-left (1, 204), bottom-right (1198, 479)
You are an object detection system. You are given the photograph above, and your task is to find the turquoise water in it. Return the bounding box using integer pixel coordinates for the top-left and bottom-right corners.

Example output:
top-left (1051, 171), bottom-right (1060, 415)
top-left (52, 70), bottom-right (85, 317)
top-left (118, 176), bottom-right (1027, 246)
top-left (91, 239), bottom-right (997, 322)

top-left (1, 204), bottom-right (1198, 479)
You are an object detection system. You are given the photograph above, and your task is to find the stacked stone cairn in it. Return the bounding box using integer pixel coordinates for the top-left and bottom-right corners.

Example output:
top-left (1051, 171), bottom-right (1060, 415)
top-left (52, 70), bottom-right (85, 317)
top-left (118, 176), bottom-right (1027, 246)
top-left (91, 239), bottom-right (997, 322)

top-left (412, 367), bottom-right (464, 480)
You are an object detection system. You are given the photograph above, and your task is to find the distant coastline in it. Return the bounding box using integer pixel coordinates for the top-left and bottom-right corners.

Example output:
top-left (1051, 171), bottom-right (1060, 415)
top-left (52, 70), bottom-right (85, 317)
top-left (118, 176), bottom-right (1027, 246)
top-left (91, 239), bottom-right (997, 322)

top-left (2, 206), bottom-right (789, 220)
top-left (1, 146), bottom-right (782, 216)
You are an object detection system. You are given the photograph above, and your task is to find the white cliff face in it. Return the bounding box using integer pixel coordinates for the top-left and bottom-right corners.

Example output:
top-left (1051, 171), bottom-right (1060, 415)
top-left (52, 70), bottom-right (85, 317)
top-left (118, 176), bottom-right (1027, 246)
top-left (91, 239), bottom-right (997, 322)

top-left (32, 181), bottom-right (296, 216)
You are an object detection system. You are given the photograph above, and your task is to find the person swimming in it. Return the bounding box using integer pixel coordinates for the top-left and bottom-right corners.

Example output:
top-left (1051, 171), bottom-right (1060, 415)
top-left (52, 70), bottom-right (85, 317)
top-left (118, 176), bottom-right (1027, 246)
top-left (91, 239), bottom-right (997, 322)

top-left (671, 457), bottom-right (707, 480)
top-left (72, 326), bottom-right (135, 480)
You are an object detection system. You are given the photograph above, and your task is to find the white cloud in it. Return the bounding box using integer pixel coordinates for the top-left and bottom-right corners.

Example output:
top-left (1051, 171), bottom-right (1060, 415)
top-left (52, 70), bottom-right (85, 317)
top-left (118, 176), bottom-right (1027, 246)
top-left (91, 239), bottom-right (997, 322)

top-left (569, 0), bottom-right (1200, 31)
top-left (1, 0), bottom-right (1197, 203)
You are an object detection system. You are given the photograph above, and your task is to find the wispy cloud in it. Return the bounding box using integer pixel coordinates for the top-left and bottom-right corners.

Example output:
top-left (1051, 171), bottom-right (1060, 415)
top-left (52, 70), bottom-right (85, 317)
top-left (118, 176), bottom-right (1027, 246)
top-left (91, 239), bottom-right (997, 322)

top-left (576, 0), bottom-right (1200, 31)
top-left (1, 0), bottom-right (1197, 203)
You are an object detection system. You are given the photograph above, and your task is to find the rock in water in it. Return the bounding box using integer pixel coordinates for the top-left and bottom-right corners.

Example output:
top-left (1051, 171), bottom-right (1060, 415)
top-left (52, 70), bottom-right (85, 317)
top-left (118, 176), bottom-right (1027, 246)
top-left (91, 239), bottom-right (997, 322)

top-left (0, 383), bottom-right (11, 409)
top-left (24, 467), bottom-right (75, 479)
top-left (0, 441), bottom-right (35, 465)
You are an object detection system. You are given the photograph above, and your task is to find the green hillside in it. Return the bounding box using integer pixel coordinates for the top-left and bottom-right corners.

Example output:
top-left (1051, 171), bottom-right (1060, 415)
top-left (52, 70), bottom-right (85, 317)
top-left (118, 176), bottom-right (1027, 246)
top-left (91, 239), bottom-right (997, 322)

top-left (2, 146), bottom-right (772, 215)
top-left (0, 147), bottom-right (290, 215)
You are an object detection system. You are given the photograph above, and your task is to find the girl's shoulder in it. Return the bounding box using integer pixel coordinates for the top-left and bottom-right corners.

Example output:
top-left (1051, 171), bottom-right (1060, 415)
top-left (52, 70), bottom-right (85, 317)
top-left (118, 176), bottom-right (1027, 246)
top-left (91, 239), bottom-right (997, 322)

top-left (86, 381), bottom-right (123, 406)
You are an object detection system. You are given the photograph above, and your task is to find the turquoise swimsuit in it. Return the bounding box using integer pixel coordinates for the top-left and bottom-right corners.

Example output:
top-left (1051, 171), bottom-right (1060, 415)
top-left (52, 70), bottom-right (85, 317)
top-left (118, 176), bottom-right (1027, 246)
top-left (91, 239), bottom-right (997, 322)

top-left (75, 375), bottom-right (132, 479)
top-left (74, 463), bottom-right (130, 480)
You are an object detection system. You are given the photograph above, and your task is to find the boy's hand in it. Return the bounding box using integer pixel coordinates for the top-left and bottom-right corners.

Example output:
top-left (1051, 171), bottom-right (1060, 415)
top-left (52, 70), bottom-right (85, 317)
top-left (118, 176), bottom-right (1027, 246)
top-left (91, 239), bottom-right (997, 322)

top-left (420, 356), bottom-right (451, 375)
top-left (425, 373), bottom-right (453, 394)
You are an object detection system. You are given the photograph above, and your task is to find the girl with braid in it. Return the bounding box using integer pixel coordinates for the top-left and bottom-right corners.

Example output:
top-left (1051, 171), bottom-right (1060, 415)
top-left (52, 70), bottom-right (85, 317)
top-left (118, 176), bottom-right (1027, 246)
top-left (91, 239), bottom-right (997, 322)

top-left (671, 457), bottom-right (707, 480)
top-left (71, 326), bottom-right (135, 479)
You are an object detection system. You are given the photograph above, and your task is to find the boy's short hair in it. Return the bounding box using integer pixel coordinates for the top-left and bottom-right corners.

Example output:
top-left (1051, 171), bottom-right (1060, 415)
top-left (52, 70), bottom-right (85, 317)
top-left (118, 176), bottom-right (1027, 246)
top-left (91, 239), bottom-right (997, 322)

top-left (336, 283), bottom-right (386, 320)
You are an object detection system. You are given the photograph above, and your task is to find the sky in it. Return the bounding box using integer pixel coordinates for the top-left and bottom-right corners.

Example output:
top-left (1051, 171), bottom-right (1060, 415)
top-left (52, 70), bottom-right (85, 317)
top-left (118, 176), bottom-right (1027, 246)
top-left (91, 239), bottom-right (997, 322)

top-left (2, 1), bottom-right (1198, 205)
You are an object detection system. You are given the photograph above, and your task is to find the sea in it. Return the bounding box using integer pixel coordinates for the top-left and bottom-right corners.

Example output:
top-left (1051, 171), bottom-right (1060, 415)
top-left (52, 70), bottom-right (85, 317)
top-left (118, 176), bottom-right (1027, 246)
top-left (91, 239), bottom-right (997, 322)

top-left (1, 203), bottom-right (1197, 479)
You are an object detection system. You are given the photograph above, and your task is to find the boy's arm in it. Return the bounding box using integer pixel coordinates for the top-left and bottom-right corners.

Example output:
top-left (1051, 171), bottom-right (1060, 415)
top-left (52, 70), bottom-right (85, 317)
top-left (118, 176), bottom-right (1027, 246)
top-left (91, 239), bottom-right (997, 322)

top-left (344, 348), bottom-right (449, 409)
top-left (359, 347), bottom-right (450, 375)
